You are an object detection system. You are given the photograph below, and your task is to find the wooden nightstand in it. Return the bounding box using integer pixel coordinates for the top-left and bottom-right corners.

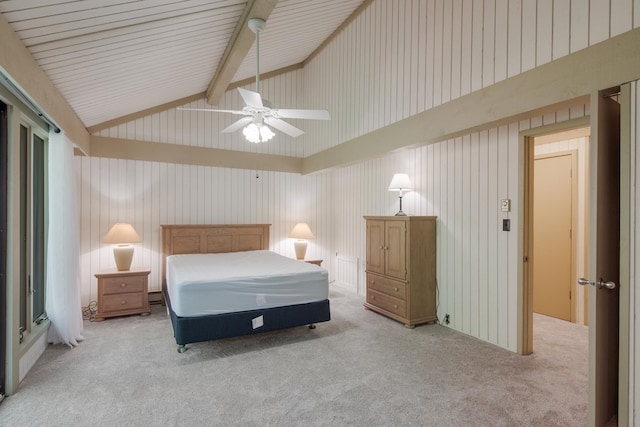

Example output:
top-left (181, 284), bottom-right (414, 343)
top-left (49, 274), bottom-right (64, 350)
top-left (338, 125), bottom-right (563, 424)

top-left (303, 259), bottom-right (323, 266)
top-left (94, 269), bottom-right (151, 321)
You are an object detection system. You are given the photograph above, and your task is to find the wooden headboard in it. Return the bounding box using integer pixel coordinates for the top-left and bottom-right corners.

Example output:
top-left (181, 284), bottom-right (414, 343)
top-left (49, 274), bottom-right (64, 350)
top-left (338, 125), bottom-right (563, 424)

top-left (160, 224), bottom-right (271, 285)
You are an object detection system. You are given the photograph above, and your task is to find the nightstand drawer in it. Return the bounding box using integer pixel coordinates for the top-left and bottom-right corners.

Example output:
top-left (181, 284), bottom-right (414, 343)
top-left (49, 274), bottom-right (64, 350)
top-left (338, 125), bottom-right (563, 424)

top-left (367, 289), bottom-right (406, 317)
top-left (366, 274), bottom-right (406, 300)
top-left (102, 292), bottom-right (145, 313)
top-left (102, 275), bottom-right (145, 295)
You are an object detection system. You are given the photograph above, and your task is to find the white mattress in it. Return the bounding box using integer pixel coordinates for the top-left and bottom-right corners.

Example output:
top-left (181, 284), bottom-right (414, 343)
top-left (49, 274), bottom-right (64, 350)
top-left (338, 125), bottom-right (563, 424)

top-left (166, 250), bottom-right (329, 317)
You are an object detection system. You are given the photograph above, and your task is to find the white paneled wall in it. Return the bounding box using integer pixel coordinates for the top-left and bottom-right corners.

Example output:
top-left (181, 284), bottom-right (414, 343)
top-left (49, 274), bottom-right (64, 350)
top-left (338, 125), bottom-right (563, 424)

top-left (77, 158), bottom-right (333, 304)
top-left (302, 0), bottom-right (640, 156)
top-left (330, 99), bottom-right (588, 352)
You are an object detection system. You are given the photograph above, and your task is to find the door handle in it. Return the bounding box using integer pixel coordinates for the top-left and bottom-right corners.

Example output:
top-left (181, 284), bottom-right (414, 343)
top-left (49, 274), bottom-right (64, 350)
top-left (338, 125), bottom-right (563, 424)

top-left (577, 278), bottom-right (617, 290)
top-left (598, 280), bottom-right (616, 290)
top-left (577, 278), bottom-right (591, 286)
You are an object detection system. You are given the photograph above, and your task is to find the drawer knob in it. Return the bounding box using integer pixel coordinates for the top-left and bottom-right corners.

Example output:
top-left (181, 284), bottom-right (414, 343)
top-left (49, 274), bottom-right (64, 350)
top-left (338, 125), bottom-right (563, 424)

top-left (371, 280), bottom-right (375, 285)
top-left (394, 305), bottom-right (398, 309)
top-left (120, 283), bottom-right (127, 288)
top-left (372, 296), bottom-right (376, 300)
top-left (121, 300), bottom-right (126, 305)
top-left (394, 287), bottom-right (398, 292)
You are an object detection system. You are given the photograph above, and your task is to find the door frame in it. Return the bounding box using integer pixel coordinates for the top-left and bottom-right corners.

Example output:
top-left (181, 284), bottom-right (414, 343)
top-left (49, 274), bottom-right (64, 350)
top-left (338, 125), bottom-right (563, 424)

top-left (520, 116), bottom-right (590, 355)
top-left (520, 90), bottom-right (633, 424)
top-left (616, 84), bottom-right (632, 427)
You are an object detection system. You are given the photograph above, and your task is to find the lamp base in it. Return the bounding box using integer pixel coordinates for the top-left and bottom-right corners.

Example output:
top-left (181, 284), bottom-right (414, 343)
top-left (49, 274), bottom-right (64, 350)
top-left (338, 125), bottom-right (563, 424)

top-left (113, 244), bottom-right (134, 271)
top-left (395, 194), bottom-right (408, 216)
top-left (293, 240), bottom-right (308, 260)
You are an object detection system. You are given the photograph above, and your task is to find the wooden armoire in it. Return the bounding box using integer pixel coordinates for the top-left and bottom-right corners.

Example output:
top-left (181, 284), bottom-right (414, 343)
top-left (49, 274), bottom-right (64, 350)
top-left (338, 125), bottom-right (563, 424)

top-left (363, 216), bottom-right (437, 328)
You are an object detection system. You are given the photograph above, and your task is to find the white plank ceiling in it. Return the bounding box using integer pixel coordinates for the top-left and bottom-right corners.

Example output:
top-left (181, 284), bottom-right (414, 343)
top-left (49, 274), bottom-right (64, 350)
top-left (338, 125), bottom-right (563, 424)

top-left (0, 0), bottom-right (365, 127)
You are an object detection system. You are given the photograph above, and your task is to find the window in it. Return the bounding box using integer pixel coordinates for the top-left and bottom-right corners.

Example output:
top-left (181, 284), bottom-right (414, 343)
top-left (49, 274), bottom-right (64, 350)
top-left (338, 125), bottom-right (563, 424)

top-left (19, 123), bottom-right (47, 342)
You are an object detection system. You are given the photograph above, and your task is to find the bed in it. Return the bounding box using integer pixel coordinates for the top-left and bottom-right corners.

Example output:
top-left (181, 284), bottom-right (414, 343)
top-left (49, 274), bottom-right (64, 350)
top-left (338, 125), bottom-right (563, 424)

top-left (161, 224), bottom-right (331, 352)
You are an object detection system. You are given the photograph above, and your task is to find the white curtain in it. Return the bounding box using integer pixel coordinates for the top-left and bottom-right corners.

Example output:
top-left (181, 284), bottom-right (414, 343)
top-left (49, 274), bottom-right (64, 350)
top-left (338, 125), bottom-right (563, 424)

top-left (45, 131), bottom-right (84, 347)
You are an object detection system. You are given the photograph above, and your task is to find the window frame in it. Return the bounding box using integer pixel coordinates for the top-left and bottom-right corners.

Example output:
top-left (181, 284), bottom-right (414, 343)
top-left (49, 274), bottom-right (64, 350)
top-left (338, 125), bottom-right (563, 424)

top-left (0, 83), bottom-right (51, 395)
top-left (18, 120), bottom-right (48, 343)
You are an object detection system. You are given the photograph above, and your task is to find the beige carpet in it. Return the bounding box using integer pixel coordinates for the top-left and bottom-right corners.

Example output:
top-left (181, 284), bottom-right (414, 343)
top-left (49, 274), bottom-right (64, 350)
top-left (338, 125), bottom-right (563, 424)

top-left (0, 288), bottom-right (588, 426)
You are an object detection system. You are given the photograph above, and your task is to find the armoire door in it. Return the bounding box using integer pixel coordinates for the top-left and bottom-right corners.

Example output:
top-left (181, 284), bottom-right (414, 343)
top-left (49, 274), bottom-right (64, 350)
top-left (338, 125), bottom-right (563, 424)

top-left (384, 220), bottom-right (406, 280)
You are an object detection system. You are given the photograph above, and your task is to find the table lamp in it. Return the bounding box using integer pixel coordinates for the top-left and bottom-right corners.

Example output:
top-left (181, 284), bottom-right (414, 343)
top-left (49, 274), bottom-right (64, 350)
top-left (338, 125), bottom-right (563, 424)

top-left (388, 173), bottom-right (412, 216)
top-left (288, 223), bottom-right (314, 260)
top-left (103, 223), bottom-right (141, 271)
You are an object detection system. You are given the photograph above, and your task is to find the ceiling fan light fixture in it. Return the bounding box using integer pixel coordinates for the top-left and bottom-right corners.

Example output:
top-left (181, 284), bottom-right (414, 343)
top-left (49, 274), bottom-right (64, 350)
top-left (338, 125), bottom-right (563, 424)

top-left (178, 17), bottom-right (329, 141)
top-left (243, 122), bottom-right (274, 144)
top-left (259, 123), bottom-right (275, 141)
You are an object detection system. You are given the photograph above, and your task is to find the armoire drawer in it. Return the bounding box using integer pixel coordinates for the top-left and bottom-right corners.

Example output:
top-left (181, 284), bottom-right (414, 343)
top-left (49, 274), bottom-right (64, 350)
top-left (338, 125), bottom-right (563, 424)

top-left (366, 289), bottom-right (406, 318)
top-left (366, 273), bottom-right (406, 300)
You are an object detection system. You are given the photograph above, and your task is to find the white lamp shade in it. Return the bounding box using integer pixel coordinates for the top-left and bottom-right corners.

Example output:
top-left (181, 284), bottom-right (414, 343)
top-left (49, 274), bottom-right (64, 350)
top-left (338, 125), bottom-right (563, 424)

top-left (103, 223), bottom-right (141, 243)
top-left (388, 173), bottom-right (413, 192)
top-left (288, 223), bottom-right (315, 240)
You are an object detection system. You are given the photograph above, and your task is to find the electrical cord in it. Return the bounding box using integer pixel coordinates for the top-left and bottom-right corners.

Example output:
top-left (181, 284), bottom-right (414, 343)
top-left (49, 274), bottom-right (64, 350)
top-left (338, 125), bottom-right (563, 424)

top-left (82, 301), bottom-right (97, 322)
top-left (434, 277), bottom-right (440, 324)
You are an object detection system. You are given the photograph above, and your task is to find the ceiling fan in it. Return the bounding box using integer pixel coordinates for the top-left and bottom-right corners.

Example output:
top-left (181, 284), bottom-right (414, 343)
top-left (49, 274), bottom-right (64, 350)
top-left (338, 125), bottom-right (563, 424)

top-left (179, 18), bottom-right (330, 143)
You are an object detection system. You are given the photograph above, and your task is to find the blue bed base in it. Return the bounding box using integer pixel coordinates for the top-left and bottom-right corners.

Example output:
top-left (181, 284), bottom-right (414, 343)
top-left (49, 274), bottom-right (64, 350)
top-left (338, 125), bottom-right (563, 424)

top-left (163, 281), bottom-right (330, 352)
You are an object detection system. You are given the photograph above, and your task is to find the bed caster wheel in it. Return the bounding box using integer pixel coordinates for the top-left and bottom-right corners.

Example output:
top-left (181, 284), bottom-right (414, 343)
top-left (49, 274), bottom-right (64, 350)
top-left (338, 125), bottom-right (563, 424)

top-left (177, 345), bottom-right (187, 353)
top-left (308, 324), bottom-right (316, 330)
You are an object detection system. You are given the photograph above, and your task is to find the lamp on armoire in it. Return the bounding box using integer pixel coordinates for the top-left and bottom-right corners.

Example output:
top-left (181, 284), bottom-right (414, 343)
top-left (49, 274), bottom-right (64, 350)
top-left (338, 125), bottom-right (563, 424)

top-left (288, 223), bottom-right (315, 260)
top-left (103, 223), bottom-right (141, 271)
top-left (388, 173), bottom-right (413, 216)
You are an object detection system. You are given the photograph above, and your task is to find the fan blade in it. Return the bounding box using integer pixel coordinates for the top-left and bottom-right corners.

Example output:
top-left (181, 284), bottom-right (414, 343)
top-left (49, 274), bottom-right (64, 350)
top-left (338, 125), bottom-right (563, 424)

top-left (177, 107), bottom-right (246, 115)
top-left (271, 108), bottom-right (330, 120)
top-left (264, 117), bottom-right (304, 138)
top-left (237, 87), bottom-right (263, 108)
top-left (221, 117), bottom-right (253, 133)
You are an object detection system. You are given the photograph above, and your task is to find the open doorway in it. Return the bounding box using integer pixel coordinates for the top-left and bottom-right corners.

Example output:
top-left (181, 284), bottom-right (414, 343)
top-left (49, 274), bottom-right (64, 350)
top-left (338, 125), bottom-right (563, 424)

top-left (522, 89), bottom-right (627, 425)
top-left (533, 127), bottom-right (591, 326)
top-left (522, 124), bottom-right (592, 422)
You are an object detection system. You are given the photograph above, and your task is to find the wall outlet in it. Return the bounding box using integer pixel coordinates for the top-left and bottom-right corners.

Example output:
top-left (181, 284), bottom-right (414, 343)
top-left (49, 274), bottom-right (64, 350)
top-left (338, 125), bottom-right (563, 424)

top-left (444, 314), bottom-right (450, 325)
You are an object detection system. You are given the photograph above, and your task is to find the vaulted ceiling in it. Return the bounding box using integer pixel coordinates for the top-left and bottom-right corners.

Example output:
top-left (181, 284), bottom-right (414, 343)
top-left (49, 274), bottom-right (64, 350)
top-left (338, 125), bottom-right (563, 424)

top-left (0, 0), bottom-right (367, 129)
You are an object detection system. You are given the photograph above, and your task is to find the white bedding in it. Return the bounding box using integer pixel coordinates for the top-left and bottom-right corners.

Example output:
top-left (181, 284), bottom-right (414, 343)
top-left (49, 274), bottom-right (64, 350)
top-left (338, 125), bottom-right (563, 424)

top-left (166, 250), bottom-right (329, 317)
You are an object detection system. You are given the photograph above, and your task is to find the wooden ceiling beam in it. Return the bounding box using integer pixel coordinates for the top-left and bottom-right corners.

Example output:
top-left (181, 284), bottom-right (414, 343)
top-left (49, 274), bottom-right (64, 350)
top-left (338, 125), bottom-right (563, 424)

top-left (205, 0), bottom-right (278, 106)
top-left (0, 13), bottom-right (90, 152)
top-left (227, 63), bottom-right (303, 91)
top-left (87, 92), bottom-right (206, 134)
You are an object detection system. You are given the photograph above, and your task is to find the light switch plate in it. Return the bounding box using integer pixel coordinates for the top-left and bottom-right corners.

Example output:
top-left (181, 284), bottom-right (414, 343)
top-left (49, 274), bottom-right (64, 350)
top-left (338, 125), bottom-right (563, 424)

top-left (501, 199), bottom-right (511, 212)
